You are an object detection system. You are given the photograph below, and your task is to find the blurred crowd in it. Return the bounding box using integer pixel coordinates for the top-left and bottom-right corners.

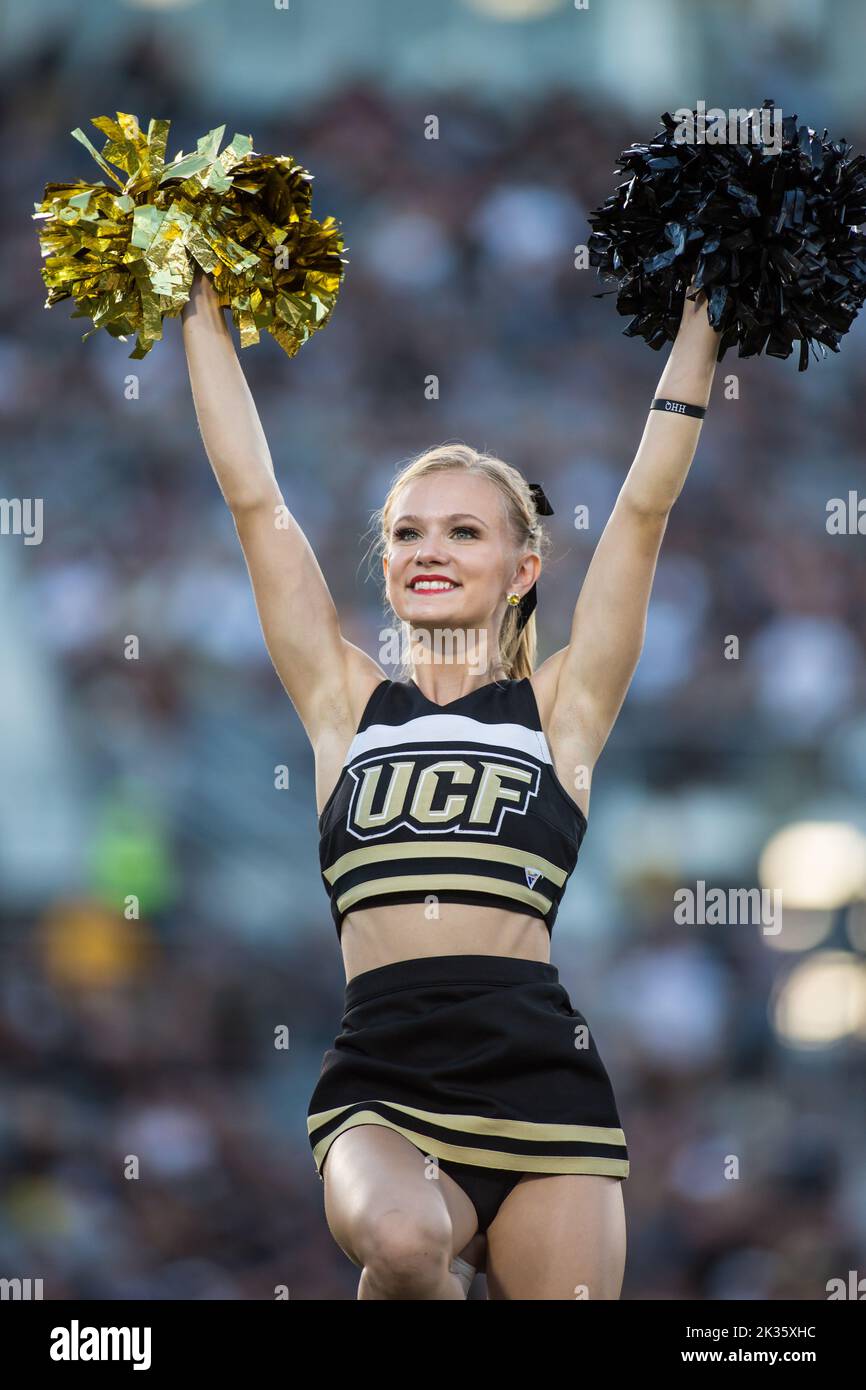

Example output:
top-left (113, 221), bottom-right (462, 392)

top-left (1, 27), bottom-right (865, 1299)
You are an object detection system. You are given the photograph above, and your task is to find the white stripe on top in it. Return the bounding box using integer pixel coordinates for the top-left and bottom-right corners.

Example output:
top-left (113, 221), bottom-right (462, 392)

top-left (345, 713), bottom-right (552, 768)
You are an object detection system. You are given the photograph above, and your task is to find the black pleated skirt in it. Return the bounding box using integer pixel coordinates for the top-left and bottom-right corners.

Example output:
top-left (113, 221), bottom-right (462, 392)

top-left (307, 954), bottom-right (629, 1201)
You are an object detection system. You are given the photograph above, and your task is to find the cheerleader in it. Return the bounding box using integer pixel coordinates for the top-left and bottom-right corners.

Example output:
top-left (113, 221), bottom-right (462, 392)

top-left (181, 268), bottom-right (721, 1299)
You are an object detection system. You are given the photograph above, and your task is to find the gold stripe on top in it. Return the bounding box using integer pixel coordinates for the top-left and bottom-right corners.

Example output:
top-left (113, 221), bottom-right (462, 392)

top-left (308, 1100), bottom-right (627, 1149)
top-left (335, 873), bottom-right (553, 917)
top-left (310, 1110), bottom-right (629, 1179)
top-left (323, 838), bottom-right (567, 887)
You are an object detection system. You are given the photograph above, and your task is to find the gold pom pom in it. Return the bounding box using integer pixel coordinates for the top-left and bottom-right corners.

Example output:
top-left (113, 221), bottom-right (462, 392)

top-left (32, 112), bottom-right (348, 359)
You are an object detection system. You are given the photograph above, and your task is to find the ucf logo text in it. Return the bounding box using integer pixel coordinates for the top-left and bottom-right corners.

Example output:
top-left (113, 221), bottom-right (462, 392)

top-left (347, 754), bottom-right (539, 837)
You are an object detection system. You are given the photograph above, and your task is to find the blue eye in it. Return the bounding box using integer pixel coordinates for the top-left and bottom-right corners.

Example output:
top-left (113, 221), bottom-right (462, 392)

top-left (393, 525), bottom-right (478, 541)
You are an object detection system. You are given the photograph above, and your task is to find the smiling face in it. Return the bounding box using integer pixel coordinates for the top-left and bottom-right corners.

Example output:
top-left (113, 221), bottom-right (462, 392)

top-left (383, 470), bottom-right (539, 641)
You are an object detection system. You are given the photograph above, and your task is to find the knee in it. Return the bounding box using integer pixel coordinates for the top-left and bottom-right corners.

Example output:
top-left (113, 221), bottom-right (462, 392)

top-left (360, 1207), bottom-right (453, 1297)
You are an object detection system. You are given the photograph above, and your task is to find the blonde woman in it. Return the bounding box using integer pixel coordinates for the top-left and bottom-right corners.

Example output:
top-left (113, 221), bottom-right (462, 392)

top-left (182, 268), bottom-right (720, 1299)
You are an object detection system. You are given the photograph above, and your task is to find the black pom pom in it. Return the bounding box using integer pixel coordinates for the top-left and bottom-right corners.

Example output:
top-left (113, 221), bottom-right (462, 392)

top-left (587, 99), bottom-right (866, 370)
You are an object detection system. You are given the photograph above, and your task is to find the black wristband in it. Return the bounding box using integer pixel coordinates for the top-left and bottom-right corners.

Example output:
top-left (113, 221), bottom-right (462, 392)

top-left (651, 397), bottom-right (707, 419)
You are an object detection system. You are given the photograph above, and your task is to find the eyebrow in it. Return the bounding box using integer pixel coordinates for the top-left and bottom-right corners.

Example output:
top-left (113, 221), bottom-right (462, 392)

top-left (392, 513), bottom-right (487, 527)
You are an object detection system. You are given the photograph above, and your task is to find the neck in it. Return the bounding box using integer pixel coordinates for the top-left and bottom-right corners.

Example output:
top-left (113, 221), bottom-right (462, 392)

top-left (401, 619), bottom-right (510, 699)
top-left (407, 652), bottom-right (509, 704)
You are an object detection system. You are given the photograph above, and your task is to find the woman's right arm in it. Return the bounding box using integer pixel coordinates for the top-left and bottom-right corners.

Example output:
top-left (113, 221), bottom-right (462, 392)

top-left (180, 269), bottom-right (384, 743)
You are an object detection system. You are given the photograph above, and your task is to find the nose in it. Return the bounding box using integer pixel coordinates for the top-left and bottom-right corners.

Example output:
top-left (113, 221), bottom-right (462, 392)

top-left (413, 540), bottom-right (450, 565)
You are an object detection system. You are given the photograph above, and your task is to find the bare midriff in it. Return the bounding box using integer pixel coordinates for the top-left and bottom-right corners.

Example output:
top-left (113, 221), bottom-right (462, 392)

top-left (339, 900), bottom-right (551, 983)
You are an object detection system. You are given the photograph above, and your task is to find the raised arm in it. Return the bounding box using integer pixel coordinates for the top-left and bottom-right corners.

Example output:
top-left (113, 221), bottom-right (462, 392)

top-left (180, 269), bottom-right (384, 744)
top-left (543, 287), bottom-right (722, 766)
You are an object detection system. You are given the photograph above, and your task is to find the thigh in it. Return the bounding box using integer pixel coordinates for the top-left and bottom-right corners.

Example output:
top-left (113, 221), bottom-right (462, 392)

top-left (485, 1173), bottom-right (626, 1300)
top-left (321, 1123), bottom-right (480, 1267)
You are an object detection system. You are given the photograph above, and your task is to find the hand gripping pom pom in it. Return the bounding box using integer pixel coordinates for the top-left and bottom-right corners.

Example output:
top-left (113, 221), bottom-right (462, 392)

top-left (32, 112), bottom-right (349, 359)
top-left (587, 99), bottom-right (866, 370)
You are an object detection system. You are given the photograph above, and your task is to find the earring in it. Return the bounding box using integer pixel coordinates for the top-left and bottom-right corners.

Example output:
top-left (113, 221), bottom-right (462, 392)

top-left (507, 592), bottom-right (521, 606)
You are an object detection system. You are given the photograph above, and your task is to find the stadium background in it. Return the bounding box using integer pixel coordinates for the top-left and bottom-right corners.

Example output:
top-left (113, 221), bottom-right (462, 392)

top-left (2, 0), bottom-right (865, 1299)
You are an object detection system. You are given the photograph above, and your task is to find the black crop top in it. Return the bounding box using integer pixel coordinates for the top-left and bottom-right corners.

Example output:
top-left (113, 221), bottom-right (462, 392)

top-left (317, 676), bottom-right (588, 939)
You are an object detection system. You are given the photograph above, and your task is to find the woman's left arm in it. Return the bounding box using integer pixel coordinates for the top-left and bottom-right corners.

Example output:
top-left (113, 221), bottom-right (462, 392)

top-left (545, 289), bottom-right (722, 763)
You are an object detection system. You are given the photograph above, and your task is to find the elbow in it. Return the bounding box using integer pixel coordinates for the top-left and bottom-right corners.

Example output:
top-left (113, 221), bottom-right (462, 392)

top-left (228, 488), bottom-right (283, 517)
top-left (212, 471), bottom-right (282, 515)
top-left (620, 489), bottom-right (675, 522)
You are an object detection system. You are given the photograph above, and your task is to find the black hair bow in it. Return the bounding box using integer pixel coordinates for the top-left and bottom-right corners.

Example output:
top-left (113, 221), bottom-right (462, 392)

top-left (528, 481), bottom-right (554, 516)
top-left (516, 482), bottom-right (554, 630)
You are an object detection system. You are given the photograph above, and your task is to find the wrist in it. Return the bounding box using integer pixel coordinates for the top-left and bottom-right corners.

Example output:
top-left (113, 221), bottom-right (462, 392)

top-left (676, 293), bottom-right (722, 349)
top-left (182, 279), bottom-right (228, 331)
top-left (650, 396), bottom-right (706, 419)
top-left (189, 268), bottom-right (222, 307)
top-left (668, 322), bottom-right (720, 378)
